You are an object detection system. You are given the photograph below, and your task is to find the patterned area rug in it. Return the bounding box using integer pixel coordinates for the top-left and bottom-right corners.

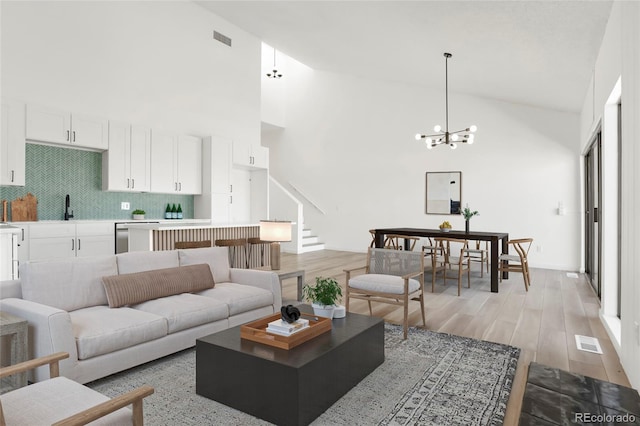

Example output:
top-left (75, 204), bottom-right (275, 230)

top-left (88, 324), bottom-right (520, 425)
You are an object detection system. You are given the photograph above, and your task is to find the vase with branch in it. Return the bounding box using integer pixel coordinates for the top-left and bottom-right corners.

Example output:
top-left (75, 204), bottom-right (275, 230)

top-left (462, 206), bottom-right (479, 233)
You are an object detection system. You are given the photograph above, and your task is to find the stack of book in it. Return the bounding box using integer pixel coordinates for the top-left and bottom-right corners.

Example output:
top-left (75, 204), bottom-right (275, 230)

top-left (266, 318), bottom-right (310, 336)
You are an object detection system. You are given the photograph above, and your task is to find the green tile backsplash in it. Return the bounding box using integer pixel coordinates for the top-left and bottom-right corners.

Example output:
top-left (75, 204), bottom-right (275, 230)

top-left (0, 144), bottom-right (193, 221)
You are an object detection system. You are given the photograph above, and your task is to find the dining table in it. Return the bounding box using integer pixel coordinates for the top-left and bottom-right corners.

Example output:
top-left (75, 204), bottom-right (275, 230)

top-left (372, 227), bottom-right (509, 293)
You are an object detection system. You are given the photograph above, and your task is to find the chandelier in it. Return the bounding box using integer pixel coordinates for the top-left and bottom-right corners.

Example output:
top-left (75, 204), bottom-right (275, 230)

top-left (415, 53), bottom-right (476, 150)
top-left (266, 47), bottom-right (283, 79)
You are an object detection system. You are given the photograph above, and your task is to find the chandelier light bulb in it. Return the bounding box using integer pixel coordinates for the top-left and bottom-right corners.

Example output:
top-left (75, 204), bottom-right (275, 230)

top-left (450, 143), bottom-right (457, 149)
top-left (469, 125), bottom-right (477, 132)
top-left (426, 141), bottom-right (433, 150)
top-left (467, 138), bottom-right (474, 145)
top-left (434, 125), bottom-right (442, 132)
top-left (451, 134), bottom-right (459, 141)
top-left (415, 133), bottom-right (423, 140)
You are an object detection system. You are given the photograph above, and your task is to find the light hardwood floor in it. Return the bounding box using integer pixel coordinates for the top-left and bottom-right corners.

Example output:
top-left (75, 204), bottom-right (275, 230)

top-left (276, 249), bottom-right (631, 426)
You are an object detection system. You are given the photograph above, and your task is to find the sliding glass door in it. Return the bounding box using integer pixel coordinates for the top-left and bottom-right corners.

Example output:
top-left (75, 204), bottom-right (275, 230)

top-left (584, 131), bottom-right (602, 299)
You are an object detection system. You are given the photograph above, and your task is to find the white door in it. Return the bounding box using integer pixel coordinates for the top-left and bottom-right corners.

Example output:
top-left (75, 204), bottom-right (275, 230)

top-left (176, 135), bottom-right (202, 194)
top-left (230, 168), bottom-right (251, 223)
top-left (71, 113), bottom-right (108, 150)
top-left (104, 121), bottom-right (130, 191)
top-left (0, 99), bottom-right (26, 186)
top-left (26, 104), bottom-right (70, 145)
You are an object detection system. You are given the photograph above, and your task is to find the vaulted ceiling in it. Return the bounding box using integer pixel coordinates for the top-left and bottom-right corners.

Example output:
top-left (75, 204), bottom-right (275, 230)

top-left (197, 1), bottom-right (613, 113)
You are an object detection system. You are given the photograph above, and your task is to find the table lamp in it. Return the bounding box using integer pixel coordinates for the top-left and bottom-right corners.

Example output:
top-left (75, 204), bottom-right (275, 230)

top-left (259, 220), bottom-right (292, 270)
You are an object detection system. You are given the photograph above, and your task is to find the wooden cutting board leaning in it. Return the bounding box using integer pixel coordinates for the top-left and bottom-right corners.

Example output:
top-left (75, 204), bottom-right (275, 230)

top-left (10, 193), bottom-right (38, 222)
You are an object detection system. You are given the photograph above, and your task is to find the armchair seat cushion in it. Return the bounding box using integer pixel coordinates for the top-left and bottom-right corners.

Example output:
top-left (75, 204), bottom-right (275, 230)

top-left (133, 293), bottom-right (229, 333)
top-left (70, 306), bottom-right (168, 360)
top-left (0, 376), bottom-right (131, 425)
top-left (349, 273), bottom-right (420, 294)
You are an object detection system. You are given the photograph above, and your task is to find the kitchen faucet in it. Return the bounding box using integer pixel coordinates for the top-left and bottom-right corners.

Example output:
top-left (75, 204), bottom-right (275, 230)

top-left (64, 194), bottom-right (74, 221)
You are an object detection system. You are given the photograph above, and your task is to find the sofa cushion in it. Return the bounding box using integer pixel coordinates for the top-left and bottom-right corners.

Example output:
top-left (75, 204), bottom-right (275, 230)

top-left (133, 293), bottom-right (229, 334)
top-left (348, 273), bottom-right (421, 294)
top-left (116, 250), bottom-right (179, 274)
top-left (69, 306), bottom-right (167, 360)
top-left (178, 247), bottom-right (230, 283)
top-left (20, 256), bottom-right (117, 312)
top-left (102, 264), bottom-right (215, 308)
top-left (197, 282), bottom-right (274, 316)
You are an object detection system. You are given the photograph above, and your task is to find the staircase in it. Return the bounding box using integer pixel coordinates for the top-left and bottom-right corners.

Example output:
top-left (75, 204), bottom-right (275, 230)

top-left (300, 227), bottom-right (325, 253)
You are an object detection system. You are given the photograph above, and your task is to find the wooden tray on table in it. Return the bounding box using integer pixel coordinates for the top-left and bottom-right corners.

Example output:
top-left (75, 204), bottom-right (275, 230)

top-left (240, 312), bottom-right (332, 350)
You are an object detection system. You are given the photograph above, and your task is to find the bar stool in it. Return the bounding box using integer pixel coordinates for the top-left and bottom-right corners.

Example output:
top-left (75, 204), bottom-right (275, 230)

top-left (215, 238), bottom-right (247, 268)
top-left (175, 240), bottom-right (212, 250)
top-left (247, 237), bottom-right (267, 268)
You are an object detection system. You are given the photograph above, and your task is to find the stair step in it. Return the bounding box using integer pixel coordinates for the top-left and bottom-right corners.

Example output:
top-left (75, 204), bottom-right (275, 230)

top-left (301, 242), bottom-right (325, 253)
top-left (302, 236), bottom-right (319, 245)
top-left (302, 228), bottom-right (312, 237)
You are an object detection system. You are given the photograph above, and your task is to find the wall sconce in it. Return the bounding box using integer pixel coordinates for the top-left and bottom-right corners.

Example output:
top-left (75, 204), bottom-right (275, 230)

top-left (259, 220), bottom-right (292, 270)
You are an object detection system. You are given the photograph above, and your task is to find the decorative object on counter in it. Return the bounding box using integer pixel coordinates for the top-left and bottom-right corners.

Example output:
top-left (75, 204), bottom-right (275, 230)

top-left (1, 200), bottom-right (7, 222)
top-left (439, 221), bottom-right (452, 232)
top-left (171, 204), bottom-right (177, 219)
top-left (177, 204), bottom-right (183, 219)
top-left (10, 193), bottom-right (38, 222)
top-left (132, 209), bottom-right (146, 220)
top-left (259, 220), bottom-right (292, 270)
top-left (302, 276), bottom-right (343, 319)
top-left (462, 205), bottom-right (479, 233)
top-left (165, 204), bottom-right (172, 219)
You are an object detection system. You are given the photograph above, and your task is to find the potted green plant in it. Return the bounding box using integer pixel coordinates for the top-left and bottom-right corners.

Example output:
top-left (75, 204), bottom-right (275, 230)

top-left (461, 206), bottom-right (479, 232)
top-left (302, 276), bottom-right (343, 319)
top-left (132, 209), bottom-right (146, 220)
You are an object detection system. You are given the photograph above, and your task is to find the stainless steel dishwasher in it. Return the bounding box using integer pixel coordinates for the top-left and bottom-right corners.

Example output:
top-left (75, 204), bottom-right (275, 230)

top-left (114, 221), bottom-right (159, 254)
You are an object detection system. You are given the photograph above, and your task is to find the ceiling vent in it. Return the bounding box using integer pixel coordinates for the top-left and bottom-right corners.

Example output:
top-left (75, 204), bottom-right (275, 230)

top-left (213, 31), bottom-right (232, 47)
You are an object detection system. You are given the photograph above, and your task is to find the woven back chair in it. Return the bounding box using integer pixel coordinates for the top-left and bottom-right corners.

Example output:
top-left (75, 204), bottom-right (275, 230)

top-left (498, 238), bottom-right (533, 291)
top-left (345, 248), bottom-right (425, 339)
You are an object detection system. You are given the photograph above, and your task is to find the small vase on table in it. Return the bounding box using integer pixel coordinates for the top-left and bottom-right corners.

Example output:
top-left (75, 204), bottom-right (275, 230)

top-left (465, 219), bottom-right (470, 233)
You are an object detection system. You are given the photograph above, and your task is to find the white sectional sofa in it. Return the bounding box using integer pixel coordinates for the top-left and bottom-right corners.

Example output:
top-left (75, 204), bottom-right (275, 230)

top-left (0, 247), bottom-right (281, 384)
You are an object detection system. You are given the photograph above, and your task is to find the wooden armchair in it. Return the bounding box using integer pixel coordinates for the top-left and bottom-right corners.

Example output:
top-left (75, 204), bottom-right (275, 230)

top-left (0, 352), bottom-right (154, 426)
top-left (344, 248), bottom-right (426, 339)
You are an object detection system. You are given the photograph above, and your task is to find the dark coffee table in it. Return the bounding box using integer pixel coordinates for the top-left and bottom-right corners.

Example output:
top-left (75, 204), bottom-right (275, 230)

top-left (196, 307), bottom-right (384, 426)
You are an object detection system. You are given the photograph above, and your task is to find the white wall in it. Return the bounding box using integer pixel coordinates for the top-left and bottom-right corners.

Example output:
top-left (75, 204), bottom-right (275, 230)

top-left (580, 0), bottom-right (639, 389)
top-left (0, 1), bottom-right (261, 145)
top-left (264, 62), bottom-right (582, 271)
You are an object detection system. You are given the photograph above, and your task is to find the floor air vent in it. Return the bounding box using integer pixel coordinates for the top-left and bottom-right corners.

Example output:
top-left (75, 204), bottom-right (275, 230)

top-left (575, 335), bottom-right (603, 354)
top-left (566, 272), bottom-right (579, 278)
top-left (213, 31), bottom-right (232, 47)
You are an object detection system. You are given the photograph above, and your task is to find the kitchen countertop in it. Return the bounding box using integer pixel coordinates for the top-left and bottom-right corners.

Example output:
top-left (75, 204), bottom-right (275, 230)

top-left (0, 223), bottom-right (21, 234)
top-left (126, 222), bottom-right (259, 231)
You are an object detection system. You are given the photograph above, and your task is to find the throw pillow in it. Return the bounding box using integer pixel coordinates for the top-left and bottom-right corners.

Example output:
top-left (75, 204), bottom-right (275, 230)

top-left (102, 263), bottom-right (214, 308)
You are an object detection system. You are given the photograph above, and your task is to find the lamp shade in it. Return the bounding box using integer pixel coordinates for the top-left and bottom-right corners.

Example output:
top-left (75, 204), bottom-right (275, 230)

top-left (259, 220), bottom-right (292, 242)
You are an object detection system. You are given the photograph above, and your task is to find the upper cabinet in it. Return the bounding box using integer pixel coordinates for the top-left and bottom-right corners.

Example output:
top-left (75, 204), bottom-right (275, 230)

top-left (0, 99), bottom-right (26, 186)
top-left (150, 130), bottom-right (202, 194)
top-left (232, 141), bottom-right (269, 169)
top-left (102, 121), bottom-right (151, 192)
top-left (25, 104), bottom-right (108, 151)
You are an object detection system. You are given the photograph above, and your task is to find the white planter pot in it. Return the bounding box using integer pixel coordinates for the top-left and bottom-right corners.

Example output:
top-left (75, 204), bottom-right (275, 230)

top-left (132, 214), bottom-right (145, 220)
top-left (311, 303), bottom-right (335, 319)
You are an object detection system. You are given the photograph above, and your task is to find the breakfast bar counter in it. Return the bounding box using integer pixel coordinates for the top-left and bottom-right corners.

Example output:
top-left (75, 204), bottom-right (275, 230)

top-left (128, 222), bottom-right (268, 268)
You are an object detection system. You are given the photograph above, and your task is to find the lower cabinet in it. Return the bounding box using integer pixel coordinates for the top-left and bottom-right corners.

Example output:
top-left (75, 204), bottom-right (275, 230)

top-left (28, 222), bottom-right (114, 261)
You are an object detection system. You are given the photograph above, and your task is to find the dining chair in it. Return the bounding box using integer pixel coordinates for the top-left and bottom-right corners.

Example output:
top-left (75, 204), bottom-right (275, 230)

top-left (466, 240), bottom-right (489, 277)
top-left (422, 241), bottom-right (446, 293)
top-left (385, 234), bottom-right (420, 251)
top-left (0, 352), bottom-right (154, 425)
top-left (433, 237), bottom-right (471, 296)
top-left (498, 238), bottom-right (533, 291)
top-left (344, 248), bottom-right (425, 339)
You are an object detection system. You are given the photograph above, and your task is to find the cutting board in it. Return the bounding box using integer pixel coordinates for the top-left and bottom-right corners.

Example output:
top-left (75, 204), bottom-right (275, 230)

top-left (11, 193), bottom-right (38, 222)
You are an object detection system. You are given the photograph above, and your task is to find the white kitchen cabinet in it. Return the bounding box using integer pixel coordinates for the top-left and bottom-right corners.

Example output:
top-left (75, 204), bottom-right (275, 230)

top-left (232, 141), bottom-right (269, 169)
top-left (0, 227), bottom-right (20, 280)
top-left (28, 222), bottom-right (114, 261)
top-left (0, 99), bottom-right (26, 186)
top-left (150, 131), bottom-right (202, 194)
top-left (102, 121), bottom-right (151, 192)
top-left (25, 104), bottom-right (108, 151)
